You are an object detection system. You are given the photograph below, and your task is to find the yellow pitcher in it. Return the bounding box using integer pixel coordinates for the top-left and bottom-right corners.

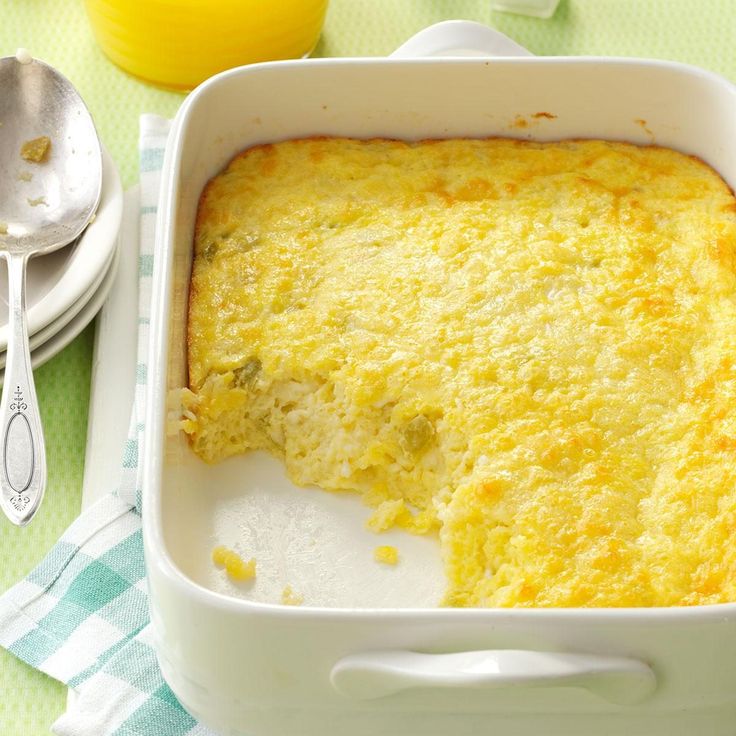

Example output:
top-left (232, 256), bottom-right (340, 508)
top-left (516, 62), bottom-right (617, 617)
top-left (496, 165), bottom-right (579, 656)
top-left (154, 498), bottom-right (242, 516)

top-left (84, 0), bottom-right (329, 90)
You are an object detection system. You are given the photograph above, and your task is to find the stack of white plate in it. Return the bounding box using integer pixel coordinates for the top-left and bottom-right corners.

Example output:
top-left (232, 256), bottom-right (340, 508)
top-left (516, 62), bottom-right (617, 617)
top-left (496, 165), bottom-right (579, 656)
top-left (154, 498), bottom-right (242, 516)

top-left (0, 149), bottom-right (123, 382)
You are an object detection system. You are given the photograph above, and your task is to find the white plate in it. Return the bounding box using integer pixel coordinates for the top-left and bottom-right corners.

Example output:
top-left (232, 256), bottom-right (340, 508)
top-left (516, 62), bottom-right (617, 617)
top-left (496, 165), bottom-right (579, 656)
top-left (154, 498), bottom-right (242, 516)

top-left (26, 233), bottom-right (117, 356)
top-left (0, 225), bottom-right (118, 366)
top-left (0, 146), bottom-right (122, 350)
top-left (0, 239), bottom-right (120, 383)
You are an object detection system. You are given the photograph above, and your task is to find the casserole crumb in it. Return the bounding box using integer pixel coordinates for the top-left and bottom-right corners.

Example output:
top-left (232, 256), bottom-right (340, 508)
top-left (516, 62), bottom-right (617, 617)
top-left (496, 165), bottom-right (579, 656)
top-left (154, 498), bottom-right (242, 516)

top-left (281, 585), bottom-right (304, 606)
top-left (20, 135), bottom-right (50, 163)
top-left (374, 545), bottom-right (399, 565)
top-left (212, 545), bottom-right (256, 582)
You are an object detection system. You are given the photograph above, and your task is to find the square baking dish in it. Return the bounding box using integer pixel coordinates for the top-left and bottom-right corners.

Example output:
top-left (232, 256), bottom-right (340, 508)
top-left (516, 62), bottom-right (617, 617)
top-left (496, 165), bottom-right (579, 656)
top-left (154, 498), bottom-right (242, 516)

top-left (143, 21), bottom-right (736, 736)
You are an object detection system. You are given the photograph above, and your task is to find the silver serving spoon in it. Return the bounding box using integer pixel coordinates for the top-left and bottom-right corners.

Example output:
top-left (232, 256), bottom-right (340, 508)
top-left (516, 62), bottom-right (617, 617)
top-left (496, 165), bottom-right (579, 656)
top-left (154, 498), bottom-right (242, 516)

top-left (0, 52), bottom-right (102, 526)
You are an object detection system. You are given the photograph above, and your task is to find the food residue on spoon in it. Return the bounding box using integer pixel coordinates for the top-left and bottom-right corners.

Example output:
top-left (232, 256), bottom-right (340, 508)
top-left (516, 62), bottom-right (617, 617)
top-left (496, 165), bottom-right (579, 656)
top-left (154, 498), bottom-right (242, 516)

top-left (17, 171), bottom-right (32, 182)
top-left (20, 136), bottom-right (51, 163)
top-left (27, 196), bottom-right (47, 207)
top-left (0, 222), bottom-right (7, 235)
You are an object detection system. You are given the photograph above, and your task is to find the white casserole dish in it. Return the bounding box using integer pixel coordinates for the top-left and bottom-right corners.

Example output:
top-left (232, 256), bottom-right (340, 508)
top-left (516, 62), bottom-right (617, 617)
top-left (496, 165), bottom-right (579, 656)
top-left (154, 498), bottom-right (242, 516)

top-left (144, 21), bottom-right (736, 736)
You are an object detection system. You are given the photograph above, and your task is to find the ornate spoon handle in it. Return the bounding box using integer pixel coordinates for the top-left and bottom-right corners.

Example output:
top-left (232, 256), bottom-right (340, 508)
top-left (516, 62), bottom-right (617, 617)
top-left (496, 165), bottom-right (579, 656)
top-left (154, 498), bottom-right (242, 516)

top-left (0, 252), bottom-right (46, 526)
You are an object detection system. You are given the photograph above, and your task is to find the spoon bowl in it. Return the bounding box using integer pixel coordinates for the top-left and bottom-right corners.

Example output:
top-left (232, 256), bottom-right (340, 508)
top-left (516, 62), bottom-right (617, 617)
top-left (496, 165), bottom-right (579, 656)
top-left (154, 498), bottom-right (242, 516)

top-left (0, 54), bottom-right (102, 525)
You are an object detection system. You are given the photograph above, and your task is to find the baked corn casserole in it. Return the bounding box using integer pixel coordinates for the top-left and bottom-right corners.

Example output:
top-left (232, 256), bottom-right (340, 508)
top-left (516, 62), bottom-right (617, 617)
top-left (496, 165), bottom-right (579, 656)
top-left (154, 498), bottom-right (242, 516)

top-left (186, 137), bottom-right (736, 608)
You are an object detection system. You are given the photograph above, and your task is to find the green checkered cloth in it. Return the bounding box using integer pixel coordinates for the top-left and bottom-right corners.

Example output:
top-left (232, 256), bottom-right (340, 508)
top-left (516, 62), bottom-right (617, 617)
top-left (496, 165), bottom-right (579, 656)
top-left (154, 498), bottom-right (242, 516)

top-left (0, 116), bottom-right (213, 736)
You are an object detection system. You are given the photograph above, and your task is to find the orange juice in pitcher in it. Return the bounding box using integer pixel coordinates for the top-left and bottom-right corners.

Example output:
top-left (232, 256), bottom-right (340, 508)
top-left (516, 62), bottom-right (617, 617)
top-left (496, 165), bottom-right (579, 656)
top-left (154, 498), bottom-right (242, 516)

top-left (84, 0), bottom-right (329, 90)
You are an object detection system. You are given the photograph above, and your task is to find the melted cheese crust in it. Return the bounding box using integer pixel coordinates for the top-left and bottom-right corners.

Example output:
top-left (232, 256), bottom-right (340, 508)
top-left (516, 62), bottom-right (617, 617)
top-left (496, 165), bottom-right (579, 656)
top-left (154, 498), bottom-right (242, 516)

top-left (187, 137), bottom-right (736, 607)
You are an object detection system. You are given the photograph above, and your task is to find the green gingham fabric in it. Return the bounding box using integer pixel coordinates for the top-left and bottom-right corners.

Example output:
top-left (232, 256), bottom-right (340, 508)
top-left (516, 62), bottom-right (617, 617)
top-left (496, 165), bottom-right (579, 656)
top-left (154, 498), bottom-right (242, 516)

top-left (0, 116), bottom-right (214, 736)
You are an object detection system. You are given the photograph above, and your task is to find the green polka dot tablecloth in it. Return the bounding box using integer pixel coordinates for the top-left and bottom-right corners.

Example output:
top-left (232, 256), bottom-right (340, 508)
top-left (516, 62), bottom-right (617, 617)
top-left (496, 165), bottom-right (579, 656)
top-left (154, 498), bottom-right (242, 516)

top-left (0, 1), bottom-right (734, 733)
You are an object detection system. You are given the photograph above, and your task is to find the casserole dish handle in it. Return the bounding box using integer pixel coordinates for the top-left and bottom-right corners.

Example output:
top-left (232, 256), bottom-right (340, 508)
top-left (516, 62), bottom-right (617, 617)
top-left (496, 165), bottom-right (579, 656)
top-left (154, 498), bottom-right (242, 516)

top-left (390, 20), bottom-right (533, 59)
top-left (331, 649), bottom-right (656, 705)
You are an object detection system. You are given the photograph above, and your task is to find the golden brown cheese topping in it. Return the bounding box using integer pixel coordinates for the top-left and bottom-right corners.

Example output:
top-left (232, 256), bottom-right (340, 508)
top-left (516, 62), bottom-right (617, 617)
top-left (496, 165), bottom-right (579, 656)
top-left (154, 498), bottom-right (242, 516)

top-left (186, 137), bottom-right (736, 608)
